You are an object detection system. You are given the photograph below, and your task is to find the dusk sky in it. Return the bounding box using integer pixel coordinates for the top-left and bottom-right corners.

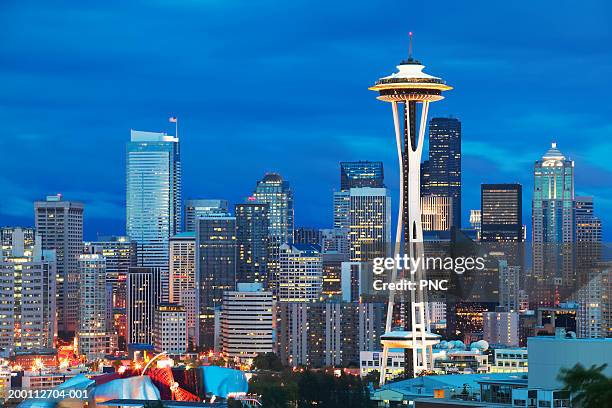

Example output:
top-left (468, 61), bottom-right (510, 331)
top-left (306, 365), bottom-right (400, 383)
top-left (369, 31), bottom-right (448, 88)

top-left (1, 1), bottom-right (611, 240)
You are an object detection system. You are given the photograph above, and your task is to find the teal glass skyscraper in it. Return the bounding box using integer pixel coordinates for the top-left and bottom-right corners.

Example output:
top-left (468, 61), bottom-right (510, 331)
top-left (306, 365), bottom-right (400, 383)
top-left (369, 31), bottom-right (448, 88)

top-left (532, 142), bottom-right (574, 306)
top-left (126, 130), bottom-right (181, 302)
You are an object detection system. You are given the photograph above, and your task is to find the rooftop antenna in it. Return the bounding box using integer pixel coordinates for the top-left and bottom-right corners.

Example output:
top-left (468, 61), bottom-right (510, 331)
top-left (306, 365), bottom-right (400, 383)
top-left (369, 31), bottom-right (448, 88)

top-left (408, 32), bottom-right (414, 60)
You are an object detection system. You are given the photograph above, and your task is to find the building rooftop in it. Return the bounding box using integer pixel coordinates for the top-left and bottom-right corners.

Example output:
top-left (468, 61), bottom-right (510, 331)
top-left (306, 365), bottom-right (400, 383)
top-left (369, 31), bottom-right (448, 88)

top-left (130, 130), bottom-right (178, 143)
top-left (542, 142), bottom-right (566, 160)
top-left (172, 231), bottom-right (196, 239)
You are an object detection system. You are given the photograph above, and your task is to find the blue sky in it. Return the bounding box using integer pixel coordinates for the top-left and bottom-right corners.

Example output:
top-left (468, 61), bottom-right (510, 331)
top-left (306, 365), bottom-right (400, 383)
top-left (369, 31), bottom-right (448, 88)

top-left (1, 0), bottom-right (611, 240)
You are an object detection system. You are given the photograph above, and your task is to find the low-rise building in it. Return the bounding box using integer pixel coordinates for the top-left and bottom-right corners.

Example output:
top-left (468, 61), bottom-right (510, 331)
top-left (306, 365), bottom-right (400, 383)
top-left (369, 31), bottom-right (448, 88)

top-left (490, 348), bottom-right (528, 373)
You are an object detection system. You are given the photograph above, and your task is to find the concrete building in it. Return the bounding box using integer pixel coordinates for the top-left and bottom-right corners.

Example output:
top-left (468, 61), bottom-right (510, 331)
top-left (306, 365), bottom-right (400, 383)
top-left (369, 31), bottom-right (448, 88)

top-left (126, 130), bottom-right (181, 303)
top-left (528, 329), bottom-right (612, 389)
top-left (360, 351), bottom-right (405, 380)
top-left (0, 228), bottom-right (56, 353)
top-left (277, 301), bottom-right (385, 368)
top-left (34, 194), bottom-right (83, 336)
top-left (483, 311), bottom-right (519, 347)
top-left (321, 227), bottom-right (349, 256)
top-left (84, 236), bottom-right (136, 310)
top-left (220, 283), bottom-right (275, 361)
top-left (184, 199), bottom-right (229, 232)
top-left (77, 254), bottom-right (112, 360)
top-left (278, 243), bottom-right (322, 302)
top-left (169, 232), bottom-right (196, 304)
top-left (153, 303), bottom-right (187, 355)
top-left (348, 187), bottom-right (391, 262)
top-left (126, 267), bottom-right (162, 345)
top-left (491, 348), bottom-right (528, 373)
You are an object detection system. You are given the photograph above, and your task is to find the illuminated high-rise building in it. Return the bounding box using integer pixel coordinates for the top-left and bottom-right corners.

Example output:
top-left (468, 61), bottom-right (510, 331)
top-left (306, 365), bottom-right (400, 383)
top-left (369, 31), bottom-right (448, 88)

top-left (34, 194), bottom-right (83, 336)
top-left (573, 196), bottom-right (604, 338)
top-left (77, 254), bottom-right (113, 360)
top-left (0, 228), bottom-right (56, 353)
top-left (252, 173), bottom-right (294, 292)
top-left (340, 161), bottom-right (384, 191)
top-left (370, 34), bottom-right (452, 381)
top-left (235, 203), bottom-right (269, 285)
top-left (481, 184), bottom-right (523, 242)
top-left (153, 303), bottom-right (187, 354)
top-left (421, 117), bottom-right (462, 228)
top-left (348, 187), bottom-right (391, 262)
top-left (278, 243), bottom-right (322, 302)
top-left (126, 267), bottom-right (162, 345)
top-left (126, 130), bottom-right (181, 303)
top-left (221, 283), bottom-right (275, 361)
top-left (196, 216), bottom-right (237, 349)
top-left (184, 199), bottom-right (229, 232)
top-left (84, 236), bottom-right (136, 310)
top-left (420, 195), bottom-right (453, 231)
top-left (532, 143), bottom-right (574, 306)
top-left (169, 232), bottom-right (196, 304)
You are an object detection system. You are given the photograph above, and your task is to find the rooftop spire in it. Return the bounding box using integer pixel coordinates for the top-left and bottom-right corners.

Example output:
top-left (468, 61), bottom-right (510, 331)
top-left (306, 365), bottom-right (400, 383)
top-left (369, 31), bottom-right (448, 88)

top-left (408, 32), bottom-right (413, 60)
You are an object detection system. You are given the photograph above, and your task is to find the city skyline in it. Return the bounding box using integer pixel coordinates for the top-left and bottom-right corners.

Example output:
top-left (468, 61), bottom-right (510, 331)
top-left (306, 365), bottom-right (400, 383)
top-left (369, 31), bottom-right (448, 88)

top-left (1, 2), bottom-right (611, 240)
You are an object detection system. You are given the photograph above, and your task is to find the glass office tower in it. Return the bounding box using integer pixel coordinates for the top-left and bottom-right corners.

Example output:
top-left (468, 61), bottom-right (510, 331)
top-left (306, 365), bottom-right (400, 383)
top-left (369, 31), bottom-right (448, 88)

top-left (126, 130), bottom-right (181, 302)
top-left (421, 117), bottom-right (462, 228)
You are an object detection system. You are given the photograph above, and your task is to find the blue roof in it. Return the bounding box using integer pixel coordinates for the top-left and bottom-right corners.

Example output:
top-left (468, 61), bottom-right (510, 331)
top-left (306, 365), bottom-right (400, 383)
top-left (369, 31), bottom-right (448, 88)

top-left (172, 231), bottom-right (196, 239)
top-left (381, 373), bottom-right (527, 397)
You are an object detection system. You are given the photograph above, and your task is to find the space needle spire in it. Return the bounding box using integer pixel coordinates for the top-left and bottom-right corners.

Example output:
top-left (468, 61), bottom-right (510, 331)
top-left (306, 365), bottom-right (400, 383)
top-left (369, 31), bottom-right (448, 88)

top-left (369, 33), bottom-right (452, 385)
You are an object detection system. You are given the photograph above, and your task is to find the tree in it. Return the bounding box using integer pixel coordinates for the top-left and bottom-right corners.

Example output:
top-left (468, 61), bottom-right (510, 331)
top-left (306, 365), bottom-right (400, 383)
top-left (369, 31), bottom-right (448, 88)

top-left (558, 363), bottom-right (612, 408)
top-left (363, 370), bottom-right (380, 388)
top-left (252, 352), bottom-right (284, 371)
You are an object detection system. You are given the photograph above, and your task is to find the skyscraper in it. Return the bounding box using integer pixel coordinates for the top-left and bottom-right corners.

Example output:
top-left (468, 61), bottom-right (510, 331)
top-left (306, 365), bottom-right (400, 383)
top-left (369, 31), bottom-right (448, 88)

top-left (78, 254), bottom-right (112, 360)
top-left (34, 194), bottom-right (83, 336)
top-left (532, 143), bottom-right (574, 306)
top-left (421, 117), bottom-right (461, 228)
top-left (481, 184), bottom-right (523, 242)
top-left (252, 173), bottom-right (294, 292)
top-left (184, 199), bottom-right (229, 232)
top-left (421, 195), bottom-right (453, 231)
top-left (573, 196), bottom-right (604, 338)
top-left (278, 243), bottom-right (323, 302)
top-left (126, 130), bottom-right (181, 302)
top-left (221, 282), bottom-right (275, 361)
top-left (333, 191), bottom-right (350, 230)
top-left (195, 216), bottom-right (237, 349)
top-left (348, 187), bottom-right (391, 262)
top-left (235, 203), bottom-right (269, 285)
top-left (84, 236), bottom-right (136, 309)
top-left (154, 303), bottom-right (187, 354)
top-left (169, 232), bottom-right (196, 304)
top-left (0, 228), bottom-right (56, 353)
top-left (340, 161), bottom-right (384, 191)
top-left (294, 227), bottom-right (322, 246)
top-left (126, 267), bottom-right (161, 345)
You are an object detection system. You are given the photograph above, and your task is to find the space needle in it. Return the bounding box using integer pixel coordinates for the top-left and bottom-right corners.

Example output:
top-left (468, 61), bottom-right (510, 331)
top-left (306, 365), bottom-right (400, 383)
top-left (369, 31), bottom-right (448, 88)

top-left (369, 33), bottom-right (452, 385)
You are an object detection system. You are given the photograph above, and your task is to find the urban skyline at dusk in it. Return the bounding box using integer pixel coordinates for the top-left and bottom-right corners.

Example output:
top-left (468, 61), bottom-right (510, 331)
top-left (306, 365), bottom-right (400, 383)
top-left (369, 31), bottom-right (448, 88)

top-left (1, 1), bottom-right (611, 240)
top-left (1, 2), bottom-right (611, 407)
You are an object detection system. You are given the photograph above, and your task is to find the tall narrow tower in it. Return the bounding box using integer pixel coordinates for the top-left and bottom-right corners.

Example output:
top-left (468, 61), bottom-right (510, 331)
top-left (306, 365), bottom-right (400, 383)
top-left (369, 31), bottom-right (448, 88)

top-left (369, 34), bottom-right (452, 384)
